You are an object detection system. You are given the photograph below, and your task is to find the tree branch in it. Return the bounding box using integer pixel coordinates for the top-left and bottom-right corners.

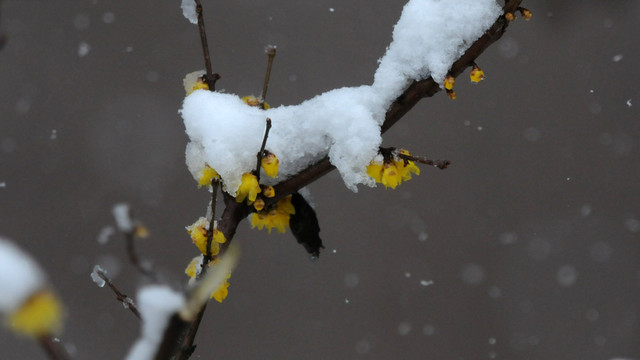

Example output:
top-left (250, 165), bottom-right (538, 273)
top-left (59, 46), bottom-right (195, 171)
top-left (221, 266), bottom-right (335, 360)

top-left (164, 2), bottom-right (526, 358)
top-left (266, 0), bottom-right (523, 206)
top-left (96, 269), bottom-right (141, 320)
top-left (38, 335), bottom-right (70, 360)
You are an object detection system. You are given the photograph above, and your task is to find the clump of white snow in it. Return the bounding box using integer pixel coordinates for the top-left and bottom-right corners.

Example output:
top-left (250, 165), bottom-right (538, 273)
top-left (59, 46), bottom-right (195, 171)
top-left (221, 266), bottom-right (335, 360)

top-left (0, 237), bottom-right (46, 313)
top-left (181, 0), bottom-right (502, 194)
top-left (90, 265), bottom-right (106, 288)
top-left (181, 0), bottom-right (198, 24)
top-left (112, 203), bottom-right (134, 233)
top-left (125, 285), bottom-right (185, 360)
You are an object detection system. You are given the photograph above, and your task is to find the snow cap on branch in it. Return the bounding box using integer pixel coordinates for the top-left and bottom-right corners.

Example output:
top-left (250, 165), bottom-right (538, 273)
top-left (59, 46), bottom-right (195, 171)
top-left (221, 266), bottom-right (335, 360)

top-left (125, 285), bottom-right (185, 360)
top-left (181, 0), bottom-right (502, 194)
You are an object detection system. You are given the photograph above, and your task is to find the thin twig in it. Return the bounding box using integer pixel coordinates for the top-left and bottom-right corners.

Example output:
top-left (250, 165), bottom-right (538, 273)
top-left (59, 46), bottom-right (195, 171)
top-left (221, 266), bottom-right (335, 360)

top-left (254, 118), bottom-right (272, 179)
top-left (194, 0), bottom-right (219, 90)
top-left (260, 46), bottom-right (277, 109)
top-left (124, 231), bottom-right (158, 282)
top-left (38, 335), bottom-right (70, 360)
top-left (202, 179), bottom-right (219, 271)
top-left (396, 153), bottom-right (451, 169)
top-left (96, 270), bottom-right (142, 320)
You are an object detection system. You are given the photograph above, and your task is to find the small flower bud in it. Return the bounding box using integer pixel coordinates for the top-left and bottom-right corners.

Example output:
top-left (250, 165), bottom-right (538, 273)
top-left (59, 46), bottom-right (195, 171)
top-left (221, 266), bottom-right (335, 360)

top-left (444, 75), bottom-right (455, 90)
top-left (262, 186), bottom-right (275, 198)
top-left (446, 89), bottom-right (457, 100)
top-left (470, 65), bottom-right (484, 83)
top-left (519, 7), bottom-right (532, 21)
top-left (261, 151), bottom-right (279, 178)
top-left (505, 12), bottom-right (515, 21)
top-left (253, 197), bottom-right (265, 211)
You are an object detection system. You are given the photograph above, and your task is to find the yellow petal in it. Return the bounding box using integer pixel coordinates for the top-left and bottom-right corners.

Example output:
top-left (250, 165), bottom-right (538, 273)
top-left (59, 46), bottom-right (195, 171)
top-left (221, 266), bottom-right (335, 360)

top-left (198, 166), bottom-right (219, 188)
top-left (444, 75), bottom-right (455, 90)
top-left (470, 66), bottom-right (484, 83)
top-left (381, 163), bottom-right (401, 189)
top-left (261, 152), bottom-right (279, 178)
top-left (366, 161), bottom-right (384, 183)
top-left (9, 291), bottom-right (63, 337)
top-left (236, 173), bottom-right (261, 204)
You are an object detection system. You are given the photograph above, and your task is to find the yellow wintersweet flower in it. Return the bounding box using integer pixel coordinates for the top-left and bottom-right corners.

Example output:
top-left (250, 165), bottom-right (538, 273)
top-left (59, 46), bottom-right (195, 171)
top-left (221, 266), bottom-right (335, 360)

top-left (241, 95), bottom-right (270, 109)
top-left (236, 173), bottom-right (261, 204)
top-left (505, 12), bottom-right (515, 21)
top-left (470, 65), bottom-right (484, 83)
top-left (261, 152), bottom-right (279, 178)
top-left (186, 217), bottom-right (220, 256)
top-left (262, 185), bottom-right (275, 198)
top-left (213, 228), bottom-right (227, 244)
top-left (184, 257), bottom-right (231, 302)
top-left (212, 274), bottom-right (231, 303)
top-left (444, 75), bottom-right (455, 90)
top-left (251, 195), bottom-right (295, 234)
top-left (9, 291), bottom-right (63, 337)
top-left (198, 165), bottom-right (219, 188)
top-left (394, 149), bottom-right (421, 181)
top-left (185, 256), bottom-right (201, 281)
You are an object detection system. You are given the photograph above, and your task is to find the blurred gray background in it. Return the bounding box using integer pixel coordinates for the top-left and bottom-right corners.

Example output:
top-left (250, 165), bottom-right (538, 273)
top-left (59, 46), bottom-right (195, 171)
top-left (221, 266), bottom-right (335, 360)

top-left (1, 1), bottom-right (639, 359)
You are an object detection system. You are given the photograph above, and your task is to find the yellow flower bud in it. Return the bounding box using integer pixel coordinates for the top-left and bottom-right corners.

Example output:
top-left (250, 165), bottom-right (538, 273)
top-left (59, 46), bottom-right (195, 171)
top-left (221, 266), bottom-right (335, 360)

top-left (519, 7), bottom-right (532, 21)
top-left (505, 12), bottom-right (515, 21)
top-left (261, 151), bottom-right (279, 178)
top-left (446, 89), bottom-right (457, 100)
top-left (262, 186), bottom-right (275, 198)
top-left (470, 65), bottom-right (484, 83)
top-left (444, 75), bottom-right (455, 90)
top-left (253, 197), bottom-right (265, 211)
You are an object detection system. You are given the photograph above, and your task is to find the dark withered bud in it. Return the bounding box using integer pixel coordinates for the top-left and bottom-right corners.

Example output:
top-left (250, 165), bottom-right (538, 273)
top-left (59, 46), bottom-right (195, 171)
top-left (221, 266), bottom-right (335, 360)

top-left (289, 192), bottom-right (324, 259)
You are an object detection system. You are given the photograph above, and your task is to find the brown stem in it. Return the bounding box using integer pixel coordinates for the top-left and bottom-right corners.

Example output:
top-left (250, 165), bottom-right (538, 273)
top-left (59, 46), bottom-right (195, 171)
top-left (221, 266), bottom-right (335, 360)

top-left (38, 335), bottom-right (70, 360)
top-left (254, 118), bottom-right (272, 179)
top-left (124, 231), bottom-right (158, 282)
top-left (97, 270), bottom-right (142, 320)
top-left (260, 46), bottom-right (276, 108)
top-left (194, 0), bottom-right (219, 90)
top-left (202, 179), bottom-right (219, 271)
